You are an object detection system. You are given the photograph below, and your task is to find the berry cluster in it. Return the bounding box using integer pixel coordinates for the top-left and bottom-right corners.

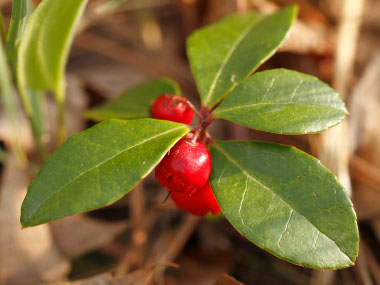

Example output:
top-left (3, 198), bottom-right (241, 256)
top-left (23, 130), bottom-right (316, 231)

top-left (152, 94), bottom-right (220, 216)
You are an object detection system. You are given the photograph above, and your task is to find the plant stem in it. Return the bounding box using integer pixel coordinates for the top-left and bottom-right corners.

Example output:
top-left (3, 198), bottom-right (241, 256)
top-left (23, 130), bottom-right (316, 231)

top-left (199, 130), bottom-right (214, 146)
top-left (12, 76), bottom-right (48, 159)
top-left (6, 0), bottom-right (49, 160)
top-left (197, 107), bottom-right (214, 135)
top-left (0, 37), bottom-right (27, 165)
top-left (191, 129), bottom-right (199, 144)
top-left (18, 86), bottom-right (47, 157)
top-left (56, 85), bottom-right (66, 145)
top-left (0, 10), bottom-right (6, 42)
top-left (184, 100), bottom-right (202, 119)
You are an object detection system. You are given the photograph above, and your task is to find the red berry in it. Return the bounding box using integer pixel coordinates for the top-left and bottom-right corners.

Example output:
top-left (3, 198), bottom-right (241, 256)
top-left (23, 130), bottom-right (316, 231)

top-left (155, 138), bottom-right (211, 192)
top-left (169, 181), bottom-right (220, 216)
top-left (152, 94), bottom-right (194, 124)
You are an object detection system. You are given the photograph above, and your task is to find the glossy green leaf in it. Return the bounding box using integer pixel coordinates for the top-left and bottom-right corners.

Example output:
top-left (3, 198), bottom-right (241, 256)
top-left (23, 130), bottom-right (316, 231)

top-left (210, 141), bottom-right (358, 269)
top-left (214, 69), bottom-right (347, 134)
top-left (21, 119), bottom-right (189, 227)
top-left (187, 6), bottom-right (297, 107)
top-left (84, 78), bottom-right (181, 121)
top-left (17, 0), bottom-right (88, 95)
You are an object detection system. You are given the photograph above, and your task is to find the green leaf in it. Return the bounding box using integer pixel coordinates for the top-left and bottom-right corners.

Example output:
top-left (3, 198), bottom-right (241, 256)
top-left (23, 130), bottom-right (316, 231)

top-left (210, 141), bottom-right (358, 269)
top-left (0, 9), bottom-right (6, 41)
top-left (6, 0), bottom-right (29, 70)
top-left (17, 0), bottom-right (88, 95)
top-left (84, 78), bottom-right (181, 121)
top-left (187, 6), bottom-right (297, 107)
top-left (6, 0), bottom-right (48, 157)
top-left (214, 69), bottom-right (347, 134)
top-left (21, 119), bottom-right (189, 227)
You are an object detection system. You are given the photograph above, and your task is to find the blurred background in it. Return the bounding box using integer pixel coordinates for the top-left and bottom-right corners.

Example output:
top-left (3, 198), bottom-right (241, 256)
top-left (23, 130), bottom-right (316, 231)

top-left (1, 0), bottom-right (380, 284)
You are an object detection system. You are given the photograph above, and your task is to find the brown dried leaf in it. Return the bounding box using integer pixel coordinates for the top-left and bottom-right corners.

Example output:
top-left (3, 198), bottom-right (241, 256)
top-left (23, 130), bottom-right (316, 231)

top-left (214, 273), bottom-right (244, 285)
top-left (59, 263), bottom-right (178, 285)
top-left (0, 155), bottom-right (70, 284)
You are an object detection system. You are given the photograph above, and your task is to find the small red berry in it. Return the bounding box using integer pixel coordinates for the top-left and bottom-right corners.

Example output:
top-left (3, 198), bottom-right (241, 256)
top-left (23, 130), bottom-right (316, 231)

top-left (152, 94), bottom-right (194, 124)
top-left (155, 138), bottom-right (211, 192)
top-left (169, 181), bottom-right (220, 216)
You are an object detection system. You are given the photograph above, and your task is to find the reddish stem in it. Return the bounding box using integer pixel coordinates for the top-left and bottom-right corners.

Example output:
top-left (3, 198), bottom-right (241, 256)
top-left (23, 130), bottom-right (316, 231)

top-left (185, 101), bottom-right (215, 145)
top-left (184, 100), bottom-right (202, 119)
top-left (198, 107), bottom-right (214, 134)
top-left (199, 130), bottom-right (215, 145)
top-left (191, 129), bottom-right (200, 144)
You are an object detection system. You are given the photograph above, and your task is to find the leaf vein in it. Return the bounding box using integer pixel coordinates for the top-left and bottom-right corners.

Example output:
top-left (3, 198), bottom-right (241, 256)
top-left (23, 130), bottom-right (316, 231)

top-left (290, 79), bottom-right (303, 102)
top-left (216, 102), bottom-right (344, 114)
top-left (204, 16), bottom-right (262, 105)
top-left (24, 125), bottom-right (187, 222)
top-left (260, 77), bottom-right (275, 103)
top-left (278, 209), bottom-right (294, 245)
top-left (238, 176), bottom-right (249, 228)
top-left (309, 232), bottom-right (320, 254)
top-left (213, 143), bottom-right (352, 261)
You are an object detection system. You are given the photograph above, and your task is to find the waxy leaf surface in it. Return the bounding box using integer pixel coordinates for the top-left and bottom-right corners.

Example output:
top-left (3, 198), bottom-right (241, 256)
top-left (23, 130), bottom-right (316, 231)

top-left (21, 119), bottom-right (189, 227)
top-left (84, 78), bottom-right (181, 121)
top-left (210, 141), bottom-right (358, 269)
top-left (187, 6), bottom-right (296, 107)
top-left (17, 0), bottom-right (88, 94)
top-left (214, 69), bottom-right (347, 134)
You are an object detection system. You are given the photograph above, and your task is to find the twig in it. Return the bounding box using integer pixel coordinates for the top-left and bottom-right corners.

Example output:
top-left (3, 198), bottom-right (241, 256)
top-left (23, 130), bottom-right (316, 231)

top-left (184, 99), bottom-right (202, 119)
top-left (361, 240), bottom-right (380, 284)
top-left (353, 242), bottom-right (373, 285)
top-left (114, 184), bottom-right (146, 277)
top-left (349, 155), bottom-right (380, 194)
top-left (145, 214), bottom-right (201, 283)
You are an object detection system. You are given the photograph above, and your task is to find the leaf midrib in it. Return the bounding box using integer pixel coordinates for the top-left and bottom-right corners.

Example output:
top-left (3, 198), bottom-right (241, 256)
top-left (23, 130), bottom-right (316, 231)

top-left (215, 102), bottom-right (345, 114)
top-left (213, 143), bottom-right (353, 262)
top-left (24, 125), bottom-right (187, 223)
top-left (203, 15), bottom-right (263, 106)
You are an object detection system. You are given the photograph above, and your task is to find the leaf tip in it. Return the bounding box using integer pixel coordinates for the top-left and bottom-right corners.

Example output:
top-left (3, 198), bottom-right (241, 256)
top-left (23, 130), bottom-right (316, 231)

top-left (20, 212), bottom-right (30, 229)
top-left (286, 4), bottom-right (299, 17)
top-left (20, 194), bottom-right (38, 228)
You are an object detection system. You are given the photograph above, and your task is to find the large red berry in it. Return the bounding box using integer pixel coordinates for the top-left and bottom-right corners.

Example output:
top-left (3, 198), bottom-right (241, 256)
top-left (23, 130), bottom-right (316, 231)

top-left (155, 138), bottom-right (211, 192)
top-left (152, 94), bottom-right (194, 124)
top-left (169, 181), bottom-right (220, 216)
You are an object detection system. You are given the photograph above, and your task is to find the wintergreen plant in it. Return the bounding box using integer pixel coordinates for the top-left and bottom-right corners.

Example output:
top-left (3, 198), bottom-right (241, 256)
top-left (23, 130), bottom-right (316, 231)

top-left (9, 1), bottom-right (358, 270)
